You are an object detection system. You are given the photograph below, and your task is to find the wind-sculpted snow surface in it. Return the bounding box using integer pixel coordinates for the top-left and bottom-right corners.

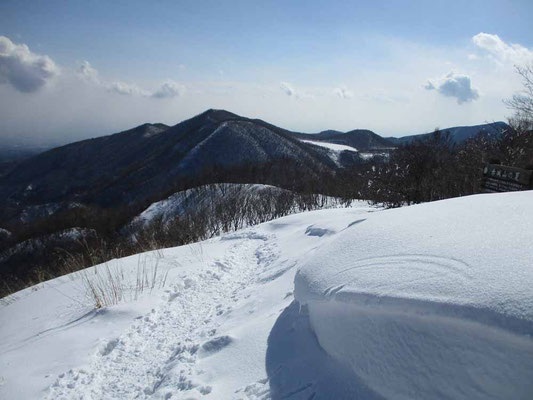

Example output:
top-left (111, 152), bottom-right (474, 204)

top-left (295, 191), bottom-right (533, 399)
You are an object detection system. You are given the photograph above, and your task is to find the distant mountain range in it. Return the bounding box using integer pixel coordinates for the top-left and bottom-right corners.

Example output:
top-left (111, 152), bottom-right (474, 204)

top-left (0, 109), bottom-right (509, 223)
top-left (386, 121), bottom-right (509, 146)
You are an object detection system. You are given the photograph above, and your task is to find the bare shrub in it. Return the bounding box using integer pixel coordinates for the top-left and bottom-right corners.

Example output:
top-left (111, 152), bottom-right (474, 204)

top-left (79, 254), bottom-right (168, 309)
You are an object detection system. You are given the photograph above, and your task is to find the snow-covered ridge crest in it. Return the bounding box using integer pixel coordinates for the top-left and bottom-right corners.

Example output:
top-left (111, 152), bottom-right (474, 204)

top-left (132, 183), bottom-right (289, 226)
top-left (295, 191), bottom-right (533, 399)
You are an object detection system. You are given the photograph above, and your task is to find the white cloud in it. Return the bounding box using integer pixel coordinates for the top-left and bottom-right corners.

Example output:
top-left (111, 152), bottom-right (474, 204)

top-left (278, 81), bottom-right (316, 100)
top-left (425, 72), bottom-right (479, 104)
top-left (152, 81), bottom-right (185, 99)
top-left (472, 33), bottom-right (533, 65)
top-left (334, 86), bottom-right (353, 99)
top-left (0, 36), bottom-right (59, 93)
top-left (108, 81), bottom-right (149, 96)
top-left (1, 32), bottom-right (526, 144)
top-left (78, 61), bottom-right (147, 96)
top-left (77, 61), bottom-right (181, 98)
top-left (280, 81), bottom-right (295, 96)
top-left (77, 60), bottom-right (100, 84)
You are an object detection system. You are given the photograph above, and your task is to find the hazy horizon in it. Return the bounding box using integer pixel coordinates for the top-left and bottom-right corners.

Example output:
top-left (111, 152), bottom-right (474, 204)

top-left (0, 107), bottom-right (511, 150)
top-left (1, 0), bottom-right (532, 145)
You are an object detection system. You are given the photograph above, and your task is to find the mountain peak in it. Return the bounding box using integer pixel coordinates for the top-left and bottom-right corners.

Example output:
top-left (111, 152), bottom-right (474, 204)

top-left (198, 109), bottom-right (241, 121)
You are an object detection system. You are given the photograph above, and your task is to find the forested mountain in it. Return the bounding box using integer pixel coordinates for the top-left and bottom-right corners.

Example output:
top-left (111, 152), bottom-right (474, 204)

top-left (0, 109), bottom-right (507, 224)
top-left (387, 121), bottom-right (509, 145)
top-left (0, 109), bottom-right (341, 222)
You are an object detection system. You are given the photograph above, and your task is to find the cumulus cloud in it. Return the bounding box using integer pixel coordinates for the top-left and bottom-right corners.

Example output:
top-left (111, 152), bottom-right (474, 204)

top-left (108, 81), bottom-right (149, 96)
top-left (472, 33), bottom-right (533, 65)
top-left (152, 81), bottom-right (185, 99)
top-left (280, 81), bottom-right (295, 96)
top-left (77, 61), bottom-right (181, 99)
top-left (78, 61), bottom-right (147, 96)
top-left (425, 72), bottom-right (479, 104)
top-left (77, 60), bottom-right (100, 84)
top-left (334, 86), bottom-right (353, 99)
top-left (0, 36), bottom-right (59, 93)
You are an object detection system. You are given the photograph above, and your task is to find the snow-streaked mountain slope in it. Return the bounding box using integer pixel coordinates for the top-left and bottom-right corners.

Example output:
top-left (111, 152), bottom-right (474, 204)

top-left (295, 191), bottom-right (533, 399)
top-left (0, 109), bottom-right (336, 216)
top-left (290, 129), bottom-right (392, 150)
top-left (132, 184), bottom-right (290, 226)
top-left (130, 183), bottom-right (347, 231)
top-left (175, 120), bottom-right (334, 174)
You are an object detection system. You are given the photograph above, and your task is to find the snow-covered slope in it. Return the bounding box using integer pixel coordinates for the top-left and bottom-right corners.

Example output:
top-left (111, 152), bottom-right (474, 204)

top-left (175, 120), bottom-right (334, 174)
top-left (132, 184), bottom-right (290, 226)
top-left (0, 202), bottom-right (376, 399)
top-left (300, 140), bottom-right (357, 153)
top-left (1, 192), bottom-right (532, 399)
top-left (295, 191), bottom-right (533, 399)
top-left (300, 140), bottom-right (358, 166)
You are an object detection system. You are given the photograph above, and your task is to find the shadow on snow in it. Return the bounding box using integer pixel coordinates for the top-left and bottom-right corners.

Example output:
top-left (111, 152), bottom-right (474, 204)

top-left (266, 301), bottom-right (383, 400)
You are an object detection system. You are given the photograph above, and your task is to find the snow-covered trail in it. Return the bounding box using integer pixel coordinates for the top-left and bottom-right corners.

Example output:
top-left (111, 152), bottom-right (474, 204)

top-left (47, 231), bottom-right (279, 399)
top-left (0, 204), bottom-right (378, 399)
top-left (2, 194), bottom-right (532, 399)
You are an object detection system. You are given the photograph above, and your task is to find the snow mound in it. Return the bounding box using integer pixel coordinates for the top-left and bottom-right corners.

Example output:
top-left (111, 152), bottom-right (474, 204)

top-left (295, 191), bottom-right (533, 399)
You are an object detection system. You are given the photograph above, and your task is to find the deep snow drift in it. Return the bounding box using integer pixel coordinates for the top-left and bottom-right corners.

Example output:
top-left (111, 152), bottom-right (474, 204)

top-left (295, 191), bottom-right (533, 399)
top-left (1, 192), bottom-right (532, 399)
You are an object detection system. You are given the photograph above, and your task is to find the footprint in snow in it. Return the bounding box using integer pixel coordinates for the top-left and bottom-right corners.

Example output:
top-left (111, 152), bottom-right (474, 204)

top-left (305, 225), bottom-right (335, 237)
top-left (199, 335), bottom-right (233, 357)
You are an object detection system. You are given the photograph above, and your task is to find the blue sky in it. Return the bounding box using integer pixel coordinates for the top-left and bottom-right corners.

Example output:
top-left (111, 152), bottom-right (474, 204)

top-left (1, 0), bottom-right (532, 143)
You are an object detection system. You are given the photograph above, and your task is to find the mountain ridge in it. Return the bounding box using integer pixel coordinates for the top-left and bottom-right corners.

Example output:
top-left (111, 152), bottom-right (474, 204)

top-left (386, 121), bottom-right (509, 145)
top-left (0, 109), bottom-right (339, 222)
top-left (0, 109), bottom-right (510, 223)
top-left (0, 110), bottom-right (509, 162)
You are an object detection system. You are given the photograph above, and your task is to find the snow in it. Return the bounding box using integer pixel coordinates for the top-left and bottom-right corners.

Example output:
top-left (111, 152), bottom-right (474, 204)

top-left (1, 202), bottom-right (375, 399)
top-left (300, 139), bottom-right (357, 166)
top-left (1, 192), bottom-right (532, 399)
top-left (359, 152), bottom-right (388, 160)
top-left (175, 120), bottom-right (329, 174)
top-left (142, 125), bottom-right (167, 138)
top-left (0, 227), bottom-right (96, 264)
top-left (132, 183), bottom-right (287, 226)
top-left (300, 140), bottom-right (357, 153)
top-left (295, 191), bottom-right (533, 399)
top-left (19, 202), bottom-right (86, 223)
